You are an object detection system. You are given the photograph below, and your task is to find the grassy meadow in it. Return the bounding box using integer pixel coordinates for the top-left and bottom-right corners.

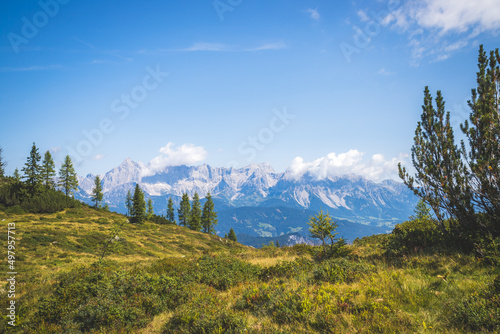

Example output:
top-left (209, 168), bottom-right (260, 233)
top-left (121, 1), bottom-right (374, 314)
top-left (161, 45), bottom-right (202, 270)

top-left (0, 207), bottom-right (499, 333)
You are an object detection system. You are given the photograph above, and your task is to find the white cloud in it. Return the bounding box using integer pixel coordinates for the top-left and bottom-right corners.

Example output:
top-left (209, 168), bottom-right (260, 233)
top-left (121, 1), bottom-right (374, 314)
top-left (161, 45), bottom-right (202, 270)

top-left (244, 42), bottom-right (288, 52)
top-left (179, 42), bottom-right (287, 53)
top-left (143, 142), bottom-right (207, 176)
top-left (92, 154), bottom-right (105, 161)
top-left (286, 150), bottom-right (407, 182)
top-left (306, 8), bottom-right (320, 21)
top-left (383, 0), bottom-right (500, 62)
top-left (182, 42), bottom-right (229, 52)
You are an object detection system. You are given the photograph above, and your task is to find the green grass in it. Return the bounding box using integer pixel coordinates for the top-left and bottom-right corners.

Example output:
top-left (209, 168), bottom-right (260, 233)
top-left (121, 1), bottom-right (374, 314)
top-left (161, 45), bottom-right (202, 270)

top-left (0, 208), bottom-right (498, 333)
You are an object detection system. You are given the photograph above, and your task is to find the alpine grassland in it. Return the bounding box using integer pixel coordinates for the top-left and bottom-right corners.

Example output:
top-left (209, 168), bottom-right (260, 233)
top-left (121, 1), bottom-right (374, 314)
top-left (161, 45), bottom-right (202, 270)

top-left (0, 204), bottom-right (499, 333)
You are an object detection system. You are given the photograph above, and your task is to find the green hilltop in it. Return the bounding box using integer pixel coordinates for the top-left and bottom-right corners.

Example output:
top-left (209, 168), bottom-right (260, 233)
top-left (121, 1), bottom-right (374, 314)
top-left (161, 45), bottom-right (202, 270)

top-left (0, 205), bottom-right (499, 333)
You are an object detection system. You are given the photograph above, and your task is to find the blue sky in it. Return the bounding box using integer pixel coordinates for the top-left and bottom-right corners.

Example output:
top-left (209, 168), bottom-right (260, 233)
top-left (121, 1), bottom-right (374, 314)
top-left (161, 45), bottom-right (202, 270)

top-left (1, 0), bottom-right (499, 181)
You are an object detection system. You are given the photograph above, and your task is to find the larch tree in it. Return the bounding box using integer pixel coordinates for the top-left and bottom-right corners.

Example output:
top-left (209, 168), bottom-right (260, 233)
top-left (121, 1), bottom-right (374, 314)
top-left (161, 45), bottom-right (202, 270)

top-left (40, 150), bottom-right (56, 189)
top-left (189, 192), bottom-right (202, 231)
top-left (126, 190), bottom-right (132, 216)
top-left (147, 198), bottom-right (154, 220)
top-left (167, 197), bottom-right (175, 224)
top-left (178, 193), bottom-right (191, 227)
top-left (201, 192), bottom-right (218, 234)
top-left (308, 210), bottom-right (338, 255)
top-left (131, 183), bottom-right (146, 224)
top-left (91, 175), bottom-right (103, 208)
top-left (58, 155), bottom-right (79, 198)
top-left (22, 142), bottom-right (42, 195)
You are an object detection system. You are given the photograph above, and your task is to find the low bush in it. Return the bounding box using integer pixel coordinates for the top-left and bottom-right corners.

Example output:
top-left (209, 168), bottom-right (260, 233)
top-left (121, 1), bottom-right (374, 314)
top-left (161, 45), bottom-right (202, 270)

top-left (448, 276), bottom-right (500, 332)
top-left (312, 257), bottom-right (373, 284)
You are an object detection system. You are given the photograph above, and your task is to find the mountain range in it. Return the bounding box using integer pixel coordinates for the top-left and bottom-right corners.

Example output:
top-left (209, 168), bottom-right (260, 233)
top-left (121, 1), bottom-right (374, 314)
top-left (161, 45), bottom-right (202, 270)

top-left (75, 158), bottom-right (419, 246)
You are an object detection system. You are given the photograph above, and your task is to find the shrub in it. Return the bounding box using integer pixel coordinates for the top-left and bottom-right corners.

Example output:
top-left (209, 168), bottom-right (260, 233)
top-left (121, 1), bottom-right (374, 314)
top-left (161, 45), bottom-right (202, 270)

top-left (312, 257), bottom-right (372, 284)
top-left (386, 217), bottom-right (447, 255)
top-left (163, 290), bottom-right (248, 333)
top-left (259, 257), bottom-right (314, 281)
top-left (31, 262), bottom-right (189, 332)
top-left (192, 255), bottom-right (260, 290)
top-left (448, 279), bottom-right (500, 332)
top-left (237, 283), bottom-right (311, 324)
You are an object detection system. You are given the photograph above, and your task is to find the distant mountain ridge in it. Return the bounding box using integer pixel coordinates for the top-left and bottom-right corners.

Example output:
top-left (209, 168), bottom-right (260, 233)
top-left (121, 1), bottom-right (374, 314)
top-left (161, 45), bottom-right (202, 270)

top-left (75, 158), bottom-right (418, 242)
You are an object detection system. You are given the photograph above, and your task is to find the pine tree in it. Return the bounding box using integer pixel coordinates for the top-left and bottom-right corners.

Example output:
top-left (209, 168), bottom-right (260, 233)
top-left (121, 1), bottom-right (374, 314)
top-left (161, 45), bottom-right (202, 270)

top-left (398, 87), bottom-right (475, 232)
top-left (131, 183), bottom-right (146, 224)
top-left (189, 192), bottom-right (202, 231)
top-left (147, 198), bottom-right (154, 220)
top-left (308, 210), bottom-right (338, 255)
top-left (167, 197), bottom-right (175, 223)
top-left (201, 192), bottom-right (218, 234)
top-left (22, 142), bottom-right (42, 195)
top-left (126, 190), bottom-right (132, 216)
top-left (40, 150), bottom-right (56, 188)
top-left (228, 228), bottom-right (237, 242)
top-left (178, 193), bottom-right (191, 227)
top-left (58, 155), bottom-right (79, 198)
top-left (91, 175), bottom-right (103, 208)
top-left (461, 45), bottom-right (500, 227)
top-left (13, 168), bottom-right (20, 181)
top-left (224, 233), bottom-right (228, 239)
top-left (0, 147), bottom-right (6, 178)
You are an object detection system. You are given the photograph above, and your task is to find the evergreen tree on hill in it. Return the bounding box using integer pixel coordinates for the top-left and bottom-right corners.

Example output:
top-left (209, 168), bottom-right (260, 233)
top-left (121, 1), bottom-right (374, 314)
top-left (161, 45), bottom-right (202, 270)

top-left (202, 192), bottom-right (218, 234)
top-left (189, 192), bottom-right (202, 231)
top-left (228, 228), bottom-right (237, 242)
top-left (22, 142), bottom-right (42, 195)
top-left (126, 190), bottom-right (132, 216)
top-left (40, 150), bottom-right (56, 189)
top-left (147, 198), bottom-right (154, 220)
top-left (167, 197), bottom-right (175, 224)
top-left (178, 193), bottom-right (190, 227)
top-left (131, 184), bottom-right (146, 224)
top-left (91, 175), bottom-right (103, 208)
top-left (58, 155), bottom-right (78, 198)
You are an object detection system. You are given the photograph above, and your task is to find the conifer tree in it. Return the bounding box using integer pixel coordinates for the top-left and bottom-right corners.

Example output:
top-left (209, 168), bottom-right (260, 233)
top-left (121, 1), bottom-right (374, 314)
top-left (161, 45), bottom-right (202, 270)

top-left (308, 210), bottom-right (338, 255)
top-left (22, 142), bottom-right (42, 195)
top-left (202, 192), bottom-right (218, 234)
top-left (189, 192), bottom-right (202, 231)
top-left (228, 228), bottom-right (237, 242)
top-left (0, 147), bottom-right (5, 178)
top-left (461, 45), bottom-right (500, 226)
top-left (91, 175), bottom-right (103, 208)
top-left (58, 155), bottom-right (79, 198)
top-left (178, 193), bottom-right (191, 227)
top-left (131, 183), bottom-right (146, 224)
top-left (40, 150), bottom-right (56, 188)
top-left (398, 87), bottom-right (475, 231)
top-left (224, 233), bottom-right (228, 239)
top-left (147, 198), bottom-right (154, 220)
top-left (13, 168), bottom-right (20, 181)
top-left (126, 190), bottom-right (132, 216)
top-left (167, 197), bottom-right (175, 223)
